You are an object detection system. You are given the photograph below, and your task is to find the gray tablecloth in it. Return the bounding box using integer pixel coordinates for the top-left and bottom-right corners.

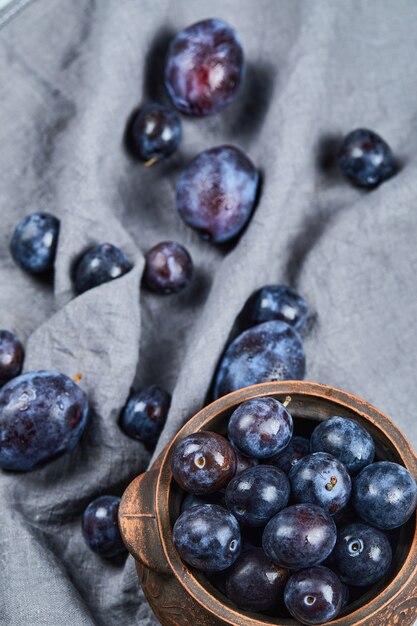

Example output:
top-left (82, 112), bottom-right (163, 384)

top-left (1, 1), bottom-right (417, 624)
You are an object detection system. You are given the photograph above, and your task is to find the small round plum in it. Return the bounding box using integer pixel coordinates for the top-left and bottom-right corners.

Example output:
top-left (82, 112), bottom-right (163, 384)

top-left (289, 452), bottom-right (351, 516)
top-left (226, 465), bottom-right (290, 527)
top-left (245, 285), bottom-right (308, 331)
top-left (337, 128), bottom-right (395, 188)
top-left (173, 504), bottom-right (241, 571)
top-left (228, 396), bottom-right (293, 459)
top-left (82, 495), bottom-right (126, 558)
top-left (120, 385), bottom-right (171, 447)
top-left (10, 212), bottom-right (59, 274)
top-left (0, 330), bottom-right (24, 386)
top-left (165, 19), bottom-right (244, 116)
top-left (284, 566), bottom-right (344, 625)
top-left (226, 549), bottom-right (288, 612)
top-left (352, 461), bottom-right (417, 530)
top-left (74, 243), bottom-right (132, 294)
top-left (131, 104), bottom-right (181, 163)
top-left (310, 416), bottom-right (375, 475)
top-left (171, 431), bottom-right (236, 494)
top-left (176, 145), bottom-right (258, 244)
top-left (214, 321), bottom-right (306, 399)
top-left (143, 241), bottom-right (193, 294)
top-left (331, 522), bottom-right (392, 586)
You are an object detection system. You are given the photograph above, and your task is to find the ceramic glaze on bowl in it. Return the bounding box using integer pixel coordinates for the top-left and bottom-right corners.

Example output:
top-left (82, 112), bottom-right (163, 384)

top-left (119, 381), bottom-right (417, 626)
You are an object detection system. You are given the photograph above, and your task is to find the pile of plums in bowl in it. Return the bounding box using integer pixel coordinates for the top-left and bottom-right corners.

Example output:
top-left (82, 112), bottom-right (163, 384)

top-left (169, 395), bottom-right (417, 625)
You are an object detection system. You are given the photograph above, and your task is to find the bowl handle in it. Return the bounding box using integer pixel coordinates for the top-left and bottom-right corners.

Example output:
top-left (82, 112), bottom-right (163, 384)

top-left (119, 466), bottom-right (171, 575)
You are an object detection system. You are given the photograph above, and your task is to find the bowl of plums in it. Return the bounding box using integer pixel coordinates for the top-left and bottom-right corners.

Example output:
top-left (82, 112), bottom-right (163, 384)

top-left (119, 381), bottom-right (417, 626)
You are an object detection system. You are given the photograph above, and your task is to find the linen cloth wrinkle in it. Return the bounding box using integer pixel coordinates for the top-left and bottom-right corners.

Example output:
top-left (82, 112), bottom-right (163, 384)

top-left (0, 1), bottom-right (417, 624)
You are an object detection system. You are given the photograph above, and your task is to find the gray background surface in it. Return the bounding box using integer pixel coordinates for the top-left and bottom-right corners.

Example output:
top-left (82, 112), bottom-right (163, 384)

top-left (1, 1), bottom-right (417, 624)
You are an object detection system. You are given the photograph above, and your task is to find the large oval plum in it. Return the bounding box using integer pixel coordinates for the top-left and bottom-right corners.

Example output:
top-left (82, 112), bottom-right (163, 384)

top-left (165, 19), bottom-right (244, 116)
top-left (176, 145), bottom-right (258, 244)
top-left (213, 320), bottom-right (306, 399)
top-left (0, 370), bottom-right (89, 471)
top-left (0, 330), bottom-right (24, 386)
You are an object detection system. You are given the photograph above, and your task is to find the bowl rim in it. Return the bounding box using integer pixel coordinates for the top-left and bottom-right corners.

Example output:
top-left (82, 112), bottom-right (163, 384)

top-left (156, 381), bottom-right (417, 626)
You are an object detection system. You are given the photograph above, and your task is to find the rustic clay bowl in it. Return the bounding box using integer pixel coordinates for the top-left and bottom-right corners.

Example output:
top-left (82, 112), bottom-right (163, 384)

top-left (119, 381), bottom-right (417, 626)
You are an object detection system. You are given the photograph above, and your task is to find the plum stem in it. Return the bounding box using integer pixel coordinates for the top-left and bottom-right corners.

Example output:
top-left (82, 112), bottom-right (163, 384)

top-left (326, 476), bottom-right (338, 491)
top-left (283, 396), bottom-right (292, 408)
top-left (73, 373), bottom-right (83, 384)
top-left (144, 156), bottom-right (160, 168)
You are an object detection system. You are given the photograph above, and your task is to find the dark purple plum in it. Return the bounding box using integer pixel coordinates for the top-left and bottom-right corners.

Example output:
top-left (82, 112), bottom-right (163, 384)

top-left (143, 241), bottom-right (193, 294)
top-left (245, 285), bottom-right (308, 331)
top-left (0, 330), bottom-right (23, 386)
top-left (289, 452), bottom-right (351, 516)
top-left (120, 385), bottom-right (171, 447)
top-left (214, 321), bottom-right (306, 399)
top-left (180, 491), bottom-right (225, 514)
top-left (337, 128), bottom-right (395, 188)
top-left (284, 566), bottom-right (344, 625)
top-left (171, 431), bottom-right (236, 494)
top-left (225, 465), bottom-right (290, 527)
top-left (331, 522), bottom-right (392, 586)
top-left (263, 504), bottom-right (337, 569)
top-left (232, 445), bottom-right (258, 477)
top-left (226, 548), bottom-right (289, 612)
top-left (268, 436), bottom-right (310, 474)
top-left (10, 212), bottom-right (60, 274)
top-left (82, 495), bottom-right (126, 558)
top-left (74, 243), bottom-right (132, 294)
top-left (165, 19), bottom-right (244, 116)
top-left (228, 396), bottom-right (293, 459)
top-left (352, 461), bottom-right (417, 529)
top-left (0, 370), bottom-right (89, 471)
top-left (173, 504), bottom-right (241, 571)
top-left (131, 104), bottom-right (181, 163)
top-left (176, 145), bottom-right (258, 244)
top-left (310, 416), bottom-right (375, 475)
